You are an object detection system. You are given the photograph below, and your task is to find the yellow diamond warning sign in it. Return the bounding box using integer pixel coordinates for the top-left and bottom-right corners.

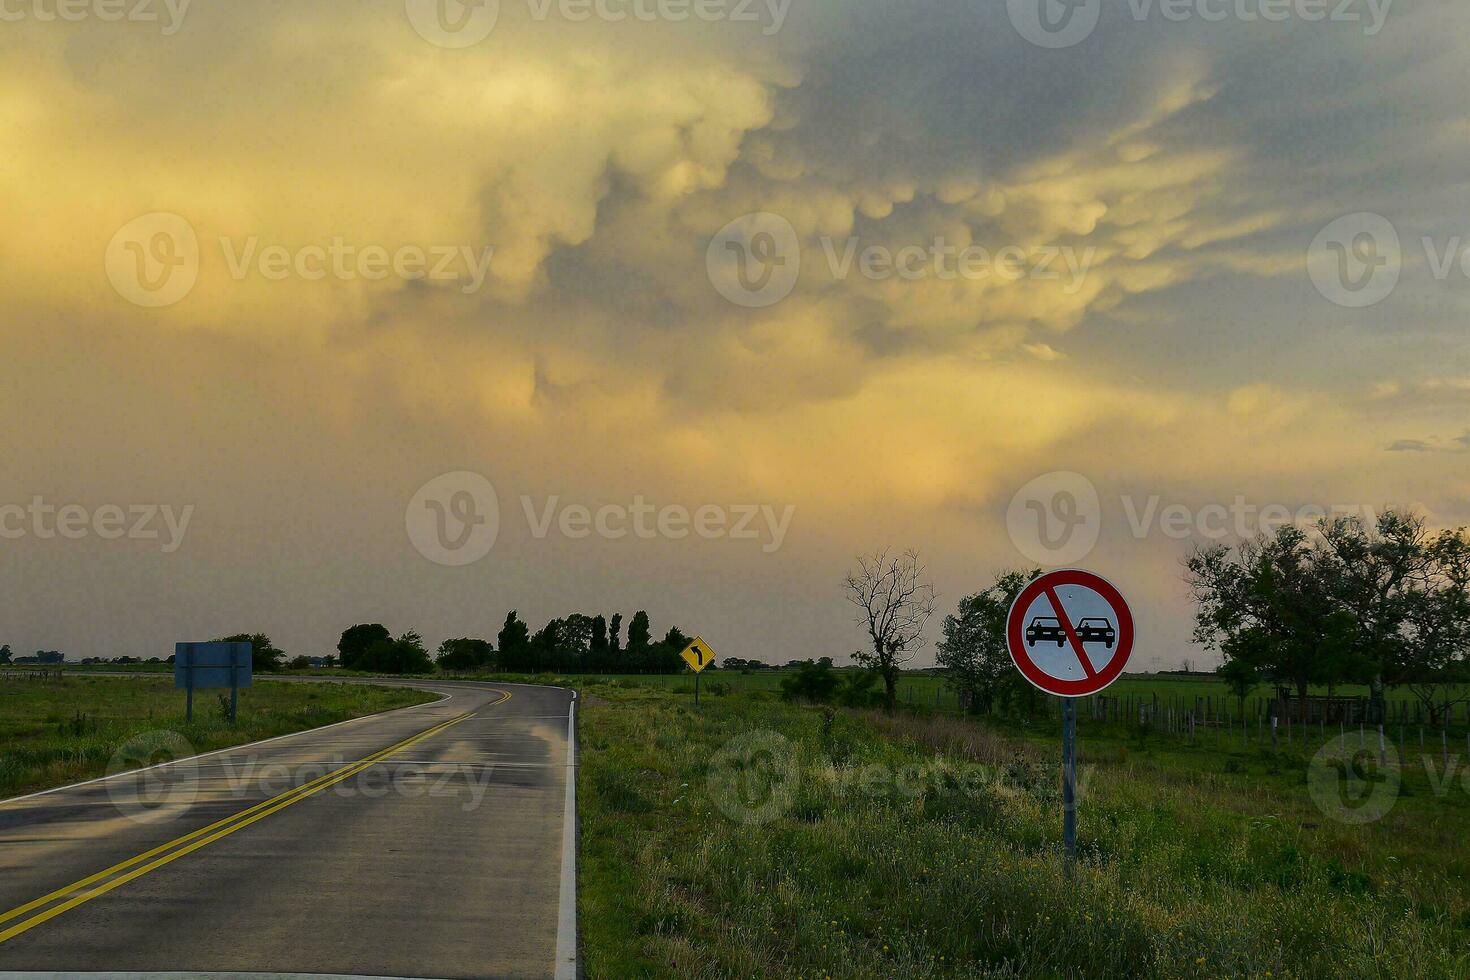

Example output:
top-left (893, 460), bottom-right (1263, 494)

top-left (679, 636), bottom-right (717, 673)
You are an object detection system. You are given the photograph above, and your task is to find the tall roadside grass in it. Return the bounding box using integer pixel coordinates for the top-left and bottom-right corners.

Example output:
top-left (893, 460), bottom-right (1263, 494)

top-left (0, 675), bottom-right (436, 799)
top-left (577, 685), bottom-right (1469, 979)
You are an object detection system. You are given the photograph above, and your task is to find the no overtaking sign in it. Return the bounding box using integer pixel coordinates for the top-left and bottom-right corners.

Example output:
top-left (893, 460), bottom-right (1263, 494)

top-left (1005, 569), bottom-right (1134, 697)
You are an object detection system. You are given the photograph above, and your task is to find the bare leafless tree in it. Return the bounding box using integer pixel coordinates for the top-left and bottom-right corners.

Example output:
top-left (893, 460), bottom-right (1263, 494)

top-left (843, 548), bottom-right (938, 712)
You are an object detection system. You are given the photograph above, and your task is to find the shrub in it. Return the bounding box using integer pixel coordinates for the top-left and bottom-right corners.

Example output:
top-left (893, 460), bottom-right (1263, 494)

top-left (835, 670), bottom-right (884, 708)
top-left (780, 661), bottom-right (840, 703)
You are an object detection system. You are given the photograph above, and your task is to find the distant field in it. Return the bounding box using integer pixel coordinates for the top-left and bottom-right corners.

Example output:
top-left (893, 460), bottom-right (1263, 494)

top-left (576, 682), bottom-right (1470, 978)
top-left (483, 669), bottom-right (1470, 726)
top-left (37, 662), bottom-right (1470, 722)
top-left (0, 674), bottom-right (436, 799)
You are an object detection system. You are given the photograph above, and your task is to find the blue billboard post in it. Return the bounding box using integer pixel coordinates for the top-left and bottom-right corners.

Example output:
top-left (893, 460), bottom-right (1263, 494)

top-left (175, 641), bottom-right (253, 723)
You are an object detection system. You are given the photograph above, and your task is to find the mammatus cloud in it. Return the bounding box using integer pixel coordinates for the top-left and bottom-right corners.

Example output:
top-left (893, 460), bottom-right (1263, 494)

top-left (3, 2), bottom-right (1469, 663)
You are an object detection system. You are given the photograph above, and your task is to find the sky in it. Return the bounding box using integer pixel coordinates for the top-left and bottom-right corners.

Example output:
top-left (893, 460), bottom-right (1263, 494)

top-left (2, 0), bottom-right (1468, 669)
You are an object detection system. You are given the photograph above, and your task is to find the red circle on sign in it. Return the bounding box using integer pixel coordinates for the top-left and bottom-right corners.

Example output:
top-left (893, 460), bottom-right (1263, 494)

top-left (1005, 569), bottom-right (1134, 697)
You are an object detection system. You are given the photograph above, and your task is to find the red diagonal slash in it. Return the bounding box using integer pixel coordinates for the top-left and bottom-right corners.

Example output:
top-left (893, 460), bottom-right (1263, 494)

top-left (1044, 585), bottom-right (1096, 679)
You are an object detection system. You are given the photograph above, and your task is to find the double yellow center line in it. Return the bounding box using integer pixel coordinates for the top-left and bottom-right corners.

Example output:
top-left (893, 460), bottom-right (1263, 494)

top-left (0, 693), bottom-right (506, 945)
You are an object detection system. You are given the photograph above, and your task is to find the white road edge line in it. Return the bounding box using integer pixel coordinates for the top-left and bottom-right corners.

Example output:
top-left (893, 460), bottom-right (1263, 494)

top-left (0, 688), bottom-right (457, 810)
top-left (554, 689), bottom-right (579, 980)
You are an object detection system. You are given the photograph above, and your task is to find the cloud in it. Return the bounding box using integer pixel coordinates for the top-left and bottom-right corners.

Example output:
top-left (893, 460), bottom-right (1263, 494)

top-left (1387, 439), bottom-right (1434, 453)
top-left (7, 2), bottom-right (1470, 665)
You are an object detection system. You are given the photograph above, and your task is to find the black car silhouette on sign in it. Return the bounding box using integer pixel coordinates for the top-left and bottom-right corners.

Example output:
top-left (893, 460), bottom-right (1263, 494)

top-left (1026, 615), bottom-right (1116, 649)
top-left (1076, 617), bottom-right (1116, 648)
top-left (1026, 616), bottom-right (1066, 647)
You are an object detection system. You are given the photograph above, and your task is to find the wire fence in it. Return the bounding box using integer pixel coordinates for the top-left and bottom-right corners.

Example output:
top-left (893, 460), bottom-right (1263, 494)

top-left (561, 670), bottom-right (1470, 748)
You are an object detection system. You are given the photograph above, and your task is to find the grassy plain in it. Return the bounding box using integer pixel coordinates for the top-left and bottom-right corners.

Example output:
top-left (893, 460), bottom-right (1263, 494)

top-left (0, 673), bottom-right (436, 799)
top-left (575, 681), bottom-right (1470, 979)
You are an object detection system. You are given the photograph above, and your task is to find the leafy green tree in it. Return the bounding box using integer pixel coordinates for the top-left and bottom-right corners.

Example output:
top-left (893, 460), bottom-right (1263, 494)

top-left (1187, 525), bottom-right (1357, 722)
top-left (1317, 512), bottom-right (1435, 721)
top-left (437, 637), bottom-right (494, 672)
top-left (836, 670), bottom-right (884, 708)
top-left (0, 644), bottom-right (11, 665)
top-left (530, 619), bottom-right (564, 671)
top-left (338, 624), bottom-right (390, 671)
top-left (590, 616), bottom-right (608, 654)
top-left (627, 611), bottom-right (651, 650)
top-left (780, 660), bottom-right (840, 703)
top-left (497, 612), bottom-right (532, 671)
top-left (1400, 527), bottom-right (1470, 724)
top-left (562, 614), bottom-right (596, 662)
top-left (653, 626), bottom-right (692, 672)
top-left (216, 633), bottom-right (286, 672)
top-left (1217, 654), bottom-right (1259, 715)
top-left (609, 613), bottom-right (623, 653)
top-left (936, 569), bottom-right (1039, 715)
top-left (358, 631), bottom-right (432, 674)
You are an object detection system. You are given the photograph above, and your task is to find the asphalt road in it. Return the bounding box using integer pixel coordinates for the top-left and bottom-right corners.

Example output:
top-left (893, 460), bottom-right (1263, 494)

top-left (0, 679), bottom-right (576, 980)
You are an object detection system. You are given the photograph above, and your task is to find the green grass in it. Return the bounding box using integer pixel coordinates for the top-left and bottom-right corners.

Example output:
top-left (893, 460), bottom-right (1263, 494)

top-left (575, 682), bottom-right (1470, 979)
top-left (0, 674), bottom-right (437, 799)
top-left (45, 662), bottom-right (1470, 726)
top-left (467, 668), bottom-right (1467, 715)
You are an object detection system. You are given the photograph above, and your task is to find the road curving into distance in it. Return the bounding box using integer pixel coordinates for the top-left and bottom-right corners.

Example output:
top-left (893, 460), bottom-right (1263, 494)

top-left (0, 677), bottom-right (577, 980)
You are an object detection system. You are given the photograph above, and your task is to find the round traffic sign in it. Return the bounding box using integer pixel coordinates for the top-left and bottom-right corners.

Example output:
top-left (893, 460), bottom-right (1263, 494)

top-left (1005, 569), bottom-right (1133, 697)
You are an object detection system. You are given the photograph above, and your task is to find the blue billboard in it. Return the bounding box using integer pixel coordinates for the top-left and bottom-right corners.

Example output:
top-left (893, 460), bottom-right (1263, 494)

top-left (174, 641), bottom-right (253, 690)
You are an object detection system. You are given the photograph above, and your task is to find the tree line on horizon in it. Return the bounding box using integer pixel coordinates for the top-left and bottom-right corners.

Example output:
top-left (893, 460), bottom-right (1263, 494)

top-left (1, 611), bottom-right (700, 677)
top-left (931, 509), bottom-right (1470, 725)
top-left (335, 610), bottom-right (695, 676)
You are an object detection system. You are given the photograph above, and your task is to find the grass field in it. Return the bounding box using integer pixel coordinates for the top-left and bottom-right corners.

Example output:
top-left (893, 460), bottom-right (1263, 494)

top-left (480, 669), bottom-right (1470, 730)
top-left (575, 681), bottom-right (1470, 979)
top-left (0, 673), bottom-right (437, 799)
top-left (38, 662), bottom-right (1470, 727)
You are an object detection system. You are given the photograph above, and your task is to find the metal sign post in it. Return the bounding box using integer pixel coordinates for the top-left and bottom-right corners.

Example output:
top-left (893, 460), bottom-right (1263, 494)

top-left (1062, 696), bottom-right (1077, 877)
top-left (230, 642), bottom-right (241, 725)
